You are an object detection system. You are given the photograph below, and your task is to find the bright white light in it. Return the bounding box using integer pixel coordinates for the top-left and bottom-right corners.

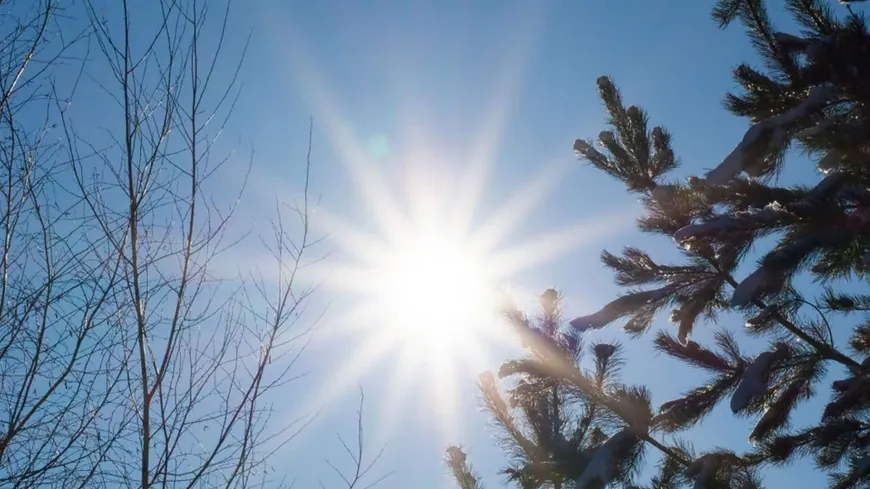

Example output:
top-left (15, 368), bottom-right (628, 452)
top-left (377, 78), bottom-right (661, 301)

top-left (373, 231), bottom-right (494, 352)
top-left (301, 155), bottom-right (629, 440)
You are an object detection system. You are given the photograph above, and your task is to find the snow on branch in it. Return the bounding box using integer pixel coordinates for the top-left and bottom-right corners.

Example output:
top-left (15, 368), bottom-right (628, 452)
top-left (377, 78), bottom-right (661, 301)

top-left (729, 267), bottom-right (784, 308)
top-left (572, 428), bottom-right (638, 489)
top-left (570, 288), bottom-right (670, 333)
top-left (773, 32), bottom-right (808, 47)
top-left (598, 130), bottom-right (616, 147)
top-left (745, 305), bottom-right (778, 329)
top-left (686, 454), bottom-right (726, 489)
top-left (673, 202), bottom-right (789, 244)
top-left (574, 139), bottom-right (607, 162)
top-left (817, 151), bottom-right (843, 174)
top-left (704, 84), bottom-right (836, 185)
top-left (794, 118), bottom-right (834, 139)
top-left (730, 343), bottom-right (789, 414)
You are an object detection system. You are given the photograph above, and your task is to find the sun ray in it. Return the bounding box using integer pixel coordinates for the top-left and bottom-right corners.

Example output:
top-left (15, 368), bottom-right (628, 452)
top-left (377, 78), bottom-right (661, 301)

top-left (489, 210), bottom-right (637, 276)
top-left (428, 353), bottom-right (462, 444)
top-left (269, 2), bottom-right (626, 441)
top-left (276, 30), bottom-right (409, 242)
top-left (305, 156), bottom-right (635, 436)
top-left (319, 307), bottom-right (374, 340)
top-left (294, 326), bottom-right (402, 420)
top-left (469, 159), bottom-right (569, 253)
top-left (450, 5), bottom-right (546, 236)
top-left (309, 210), bottom-right (396, 263)
top-left (372, 346), bottom-right (423, 442)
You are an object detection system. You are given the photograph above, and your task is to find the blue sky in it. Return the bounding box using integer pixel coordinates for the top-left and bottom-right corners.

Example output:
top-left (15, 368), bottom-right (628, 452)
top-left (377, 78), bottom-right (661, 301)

top-left (215, 1), bottom-right (854, 488)
top-left (54, 0), bottom-right (860, 487)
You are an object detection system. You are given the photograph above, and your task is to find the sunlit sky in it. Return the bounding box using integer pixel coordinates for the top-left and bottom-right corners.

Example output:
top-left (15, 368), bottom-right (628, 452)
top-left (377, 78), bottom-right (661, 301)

top-left (130, 1), bottom-right (858, 487)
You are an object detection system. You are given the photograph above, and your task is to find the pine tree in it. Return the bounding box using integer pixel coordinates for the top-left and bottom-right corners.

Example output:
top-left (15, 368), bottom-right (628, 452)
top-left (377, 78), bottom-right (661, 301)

top-left (447, 1), bottom-right (870, 488)
top-left (446, 290), bottom-right (655, 489)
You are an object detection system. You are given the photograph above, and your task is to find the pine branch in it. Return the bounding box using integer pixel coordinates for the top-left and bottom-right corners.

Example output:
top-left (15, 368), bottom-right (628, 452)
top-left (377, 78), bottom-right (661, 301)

top-left (642, 436), bottom-right (691, 467)
top-left (445, 447), bottom-right (486, 489)
top-left (723, 274), bottom-right (860, 370)
top-left (508, 313), bottom-right (693, 471)
top-left (506, 2), bottom-right (870, 485)
top-left (653, 332), bottom-right (734, 373)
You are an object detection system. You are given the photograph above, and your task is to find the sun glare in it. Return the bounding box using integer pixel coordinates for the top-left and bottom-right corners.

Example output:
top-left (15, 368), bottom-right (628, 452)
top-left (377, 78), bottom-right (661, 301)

top-left (276, 8), bottom-right (633, 441)
top-left (373, 231), bottom-right (494, 351)
top-left (299, 153), bottom-right (631, 442)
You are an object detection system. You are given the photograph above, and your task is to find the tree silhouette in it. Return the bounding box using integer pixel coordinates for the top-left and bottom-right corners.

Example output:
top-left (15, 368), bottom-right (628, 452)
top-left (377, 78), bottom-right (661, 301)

top-left (448, 1), bottom-right (870, 487)
top-left (0, 1), bottom-right (387, 487)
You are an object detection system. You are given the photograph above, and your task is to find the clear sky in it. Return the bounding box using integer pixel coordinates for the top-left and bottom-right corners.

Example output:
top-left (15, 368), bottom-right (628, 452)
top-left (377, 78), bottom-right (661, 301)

top-left (73, 0), bottom-right (857, 487)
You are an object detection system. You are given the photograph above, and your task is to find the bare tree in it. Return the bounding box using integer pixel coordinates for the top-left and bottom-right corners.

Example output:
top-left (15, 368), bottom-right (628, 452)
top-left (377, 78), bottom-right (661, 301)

top-left (320, 389), bottom-right (393, 489)
top-left (0, 1), bottom-right (106, 486)
top-left (0, 0), bottom-right (348, 487)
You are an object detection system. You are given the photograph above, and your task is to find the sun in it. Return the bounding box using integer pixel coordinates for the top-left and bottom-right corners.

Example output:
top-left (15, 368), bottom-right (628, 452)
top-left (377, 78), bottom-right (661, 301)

top-left (296, 148), bottom-right (631, 444)
top-left (276, 11), bottom-right (633, 440)
top-left (322, 194), bottom-right (512, 372)
top-left (370, 229), bottom-right (495, 353)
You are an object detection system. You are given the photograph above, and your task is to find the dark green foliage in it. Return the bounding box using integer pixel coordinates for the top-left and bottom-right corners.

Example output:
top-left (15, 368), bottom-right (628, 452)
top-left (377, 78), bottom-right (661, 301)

top-left (560, 0), bottom-right (870, 486)
top-left (446, 290), bottom-right (660, 488)
top-left (574, 77), bottom-right (677, 194)
top-left (449, 1), bottom-right (870, 487)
